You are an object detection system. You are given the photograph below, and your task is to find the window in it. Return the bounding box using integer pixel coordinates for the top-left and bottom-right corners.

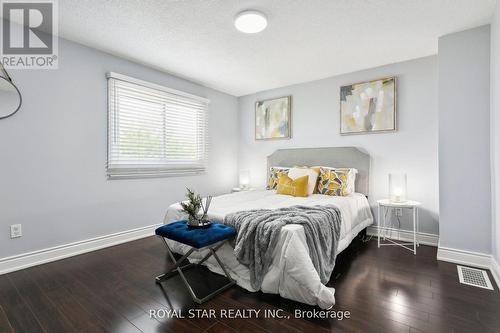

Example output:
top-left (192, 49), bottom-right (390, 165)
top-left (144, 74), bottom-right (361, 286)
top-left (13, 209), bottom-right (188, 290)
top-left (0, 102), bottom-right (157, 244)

top-left (107, 72), bottom-right (209, 179)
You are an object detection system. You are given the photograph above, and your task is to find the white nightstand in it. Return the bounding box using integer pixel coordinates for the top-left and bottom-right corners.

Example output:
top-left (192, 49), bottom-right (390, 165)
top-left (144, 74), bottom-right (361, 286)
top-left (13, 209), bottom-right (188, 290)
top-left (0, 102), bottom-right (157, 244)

top-left (231, 187), bottom-right (255, 193)
top-left (377, 199), bottom-right (421, 255)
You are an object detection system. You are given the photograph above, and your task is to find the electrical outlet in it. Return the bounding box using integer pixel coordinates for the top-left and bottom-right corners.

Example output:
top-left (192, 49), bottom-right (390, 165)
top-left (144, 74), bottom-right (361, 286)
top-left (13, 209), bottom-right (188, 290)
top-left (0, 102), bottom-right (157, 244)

top-left (395, 208), bottom-right (403, 217)
top-left (10, 224), bottom-right (22, 238)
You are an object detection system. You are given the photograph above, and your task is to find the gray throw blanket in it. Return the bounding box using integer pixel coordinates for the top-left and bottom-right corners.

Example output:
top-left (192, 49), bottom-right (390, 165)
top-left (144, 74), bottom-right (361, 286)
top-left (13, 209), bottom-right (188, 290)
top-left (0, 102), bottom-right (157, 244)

top-left (224, 205), bottom-right (341, 290)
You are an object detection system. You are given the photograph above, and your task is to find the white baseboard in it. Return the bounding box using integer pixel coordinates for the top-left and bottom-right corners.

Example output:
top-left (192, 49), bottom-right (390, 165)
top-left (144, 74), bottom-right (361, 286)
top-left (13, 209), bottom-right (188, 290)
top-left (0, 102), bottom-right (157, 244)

top-left (489, 258), bottom-right (500, 289)
top-left (436, 246), bottom-right (492, 268)
top-left (3, 222), bottom-right (499, 290)
top-left (437, 246), bottom-right (500, 289)
top-left (367, 225), bottom-right (439, 246)
top-left (0, 224), bottom-right (161, 275)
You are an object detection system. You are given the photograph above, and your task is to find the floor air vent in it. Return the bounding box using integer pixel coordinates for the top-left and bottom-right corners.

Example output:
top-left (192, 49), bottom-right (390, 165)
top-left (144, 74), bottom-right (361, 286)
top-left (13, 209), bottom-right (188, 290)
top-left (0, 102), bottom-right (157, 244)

top-left (457, 265), bottom-right (493, 290)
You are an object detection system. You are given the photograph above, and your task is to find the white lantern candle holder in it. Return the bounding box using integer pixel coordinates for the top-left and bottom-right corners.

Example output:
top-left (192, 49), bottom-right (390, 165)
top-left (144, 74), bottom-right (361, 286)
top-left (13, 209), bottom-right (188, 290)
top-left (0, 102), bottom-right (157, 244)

top-left (388, 173), bottom-right (407, 203)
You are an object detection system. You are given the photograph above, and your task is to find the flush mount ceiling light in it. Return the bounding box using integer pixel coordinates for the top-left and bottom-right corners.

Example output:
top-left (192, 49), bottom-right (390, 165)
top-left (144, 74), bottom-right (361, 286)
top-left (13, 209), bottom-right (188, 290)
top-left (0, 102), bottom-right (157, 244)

top-left (234, 10), bottom-right (267, 34)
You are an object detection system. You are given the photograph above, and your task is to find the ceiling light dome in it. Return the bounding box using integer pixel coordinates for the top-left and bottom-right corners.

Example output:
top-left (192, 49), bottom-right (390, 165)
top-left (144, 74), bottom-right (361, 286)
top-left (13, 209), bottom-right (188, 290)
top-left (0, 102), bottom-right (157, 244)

top-left (234, 10), bottom-right (267, 34)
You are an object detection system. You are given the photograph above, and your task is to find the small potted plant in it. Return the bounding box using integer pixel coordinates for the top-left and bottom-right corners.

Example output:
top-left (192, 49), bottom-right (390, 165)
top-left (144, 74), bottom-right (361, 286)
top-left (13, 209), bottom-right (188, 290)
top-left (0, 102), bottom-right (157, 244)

top-left (180, 188), bottom-right (212, 228)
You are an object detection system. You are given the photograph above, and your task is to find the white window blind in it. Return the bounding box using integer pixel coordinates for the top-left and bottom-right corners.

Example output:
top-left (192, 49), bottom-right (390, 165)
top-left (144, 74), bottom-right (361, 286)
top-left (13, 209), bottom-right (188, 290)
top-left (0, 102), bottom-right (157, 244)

top-left (107, 72), bottom-right (209, 179)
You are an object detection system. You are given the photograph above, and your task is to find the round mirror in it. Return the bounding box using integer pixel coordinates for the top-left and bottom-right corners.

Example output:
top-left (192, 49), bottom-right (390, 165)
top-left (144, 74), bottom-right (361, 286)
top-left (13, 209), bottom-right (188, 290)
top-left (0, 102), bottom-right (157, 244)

top-left (0, 76), bottom-right (22, 119)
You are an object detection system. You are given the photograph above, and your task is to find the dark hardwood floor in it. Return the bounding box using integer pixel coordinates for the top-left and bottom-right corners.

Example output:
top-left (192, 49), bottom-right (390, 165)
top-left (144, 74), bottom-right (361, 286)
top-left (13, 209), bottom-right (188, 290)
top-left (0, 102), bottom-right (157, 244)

top-left (0, 236), bottom-right (499, 333)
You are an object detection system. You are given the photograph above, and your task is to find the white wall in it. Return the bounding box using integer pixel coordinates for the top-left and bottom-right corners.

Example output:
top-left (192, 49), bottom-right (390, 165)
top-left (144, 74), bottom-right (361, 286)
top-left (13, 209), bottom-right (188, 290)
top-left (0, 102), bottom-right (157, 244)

top-left (492, 4), bottom-right (500, 263)
top-left (238, 56), bottom-right (439, 235)
top-left (0, 37), bottom-right (239, 258)
top-left (438, 25), bottom-right (491, 254)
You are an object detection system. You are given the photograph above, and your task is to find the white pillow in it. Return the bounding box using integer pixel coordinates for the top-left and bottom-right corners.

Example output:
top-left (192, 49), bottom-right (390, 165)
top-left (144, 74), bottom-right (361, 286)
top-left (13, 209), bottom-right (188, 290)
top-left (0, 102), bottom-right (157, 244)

top-left (287, 167), bottom-right (319, 196)
top-left (345, 168), bottom-right (357, 195)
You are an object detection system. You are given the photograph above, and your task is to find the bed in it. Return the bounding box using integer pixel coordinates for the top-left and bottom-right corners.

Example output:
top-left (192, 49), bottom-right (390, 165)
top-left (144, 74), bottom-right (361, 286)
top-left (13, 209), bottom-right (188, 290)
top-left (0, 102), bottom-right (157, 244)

top-left (163, 147), bottom-right (373, 309)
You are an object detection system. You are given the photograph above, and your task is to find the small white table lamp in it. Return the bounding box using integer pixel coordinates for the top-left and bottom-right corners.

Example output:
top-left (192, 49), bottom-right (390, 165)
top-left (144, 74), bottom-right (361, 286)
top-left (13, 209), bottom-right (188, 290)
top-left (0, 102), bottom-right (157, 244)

top-left (239, 170), bottom-right (250, 189)
top-left (388, 173), bottom-right (407, 203)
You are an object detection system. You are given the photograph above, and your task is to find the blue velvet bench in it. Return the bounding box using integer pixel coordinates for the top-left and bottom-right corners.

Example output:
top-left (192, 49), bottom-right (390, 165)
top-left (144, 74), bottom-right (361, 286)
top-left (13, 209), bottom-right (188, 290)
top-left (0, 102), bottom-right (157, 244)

top-left (154, 220), bottom-right (236, 304)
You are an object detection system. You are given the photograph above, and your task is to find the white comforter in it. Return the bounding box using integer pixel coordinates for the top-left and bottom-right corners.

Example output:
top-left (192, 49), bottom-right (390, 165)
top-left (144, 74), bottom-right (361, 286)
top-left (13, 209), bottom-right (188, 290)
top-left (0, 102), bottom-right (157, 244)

top-left (163, 190), bottom-right (373, 309)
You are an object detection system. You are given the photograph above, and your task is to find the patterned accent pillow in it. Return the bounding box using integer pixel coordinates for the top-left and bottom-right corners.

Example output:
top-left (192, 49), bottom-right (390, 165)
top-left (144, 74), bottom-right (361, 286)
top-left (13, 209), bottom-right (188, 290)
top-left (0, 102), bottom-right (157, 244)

top-left (317, 167), bottom-right (350, 196)
top-left (267, 167), bottom-right (290, 190)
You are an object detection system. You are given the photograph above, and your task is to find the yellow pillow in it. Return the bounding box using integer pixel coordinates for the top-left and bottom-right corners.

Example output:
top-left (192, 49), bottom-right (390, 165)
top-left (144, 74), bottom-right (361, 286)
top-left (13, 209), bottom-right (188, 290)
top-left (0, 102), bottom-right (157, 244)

top-left (276, 174), bottom-right (309, 197)
top-left (267, 167), bottom-right (290, 190)
top-left (288, 167), bottom-right (319, 195)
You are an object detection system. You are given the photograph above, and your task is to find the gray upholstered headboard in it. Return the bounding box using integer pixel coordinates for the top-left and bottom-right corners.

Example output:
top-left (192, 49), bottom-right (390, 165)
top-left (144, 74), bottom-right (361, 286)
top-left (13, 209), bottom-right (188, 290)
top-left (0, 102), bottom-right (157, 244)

top-left (267, 147), bottom-right (370, 196)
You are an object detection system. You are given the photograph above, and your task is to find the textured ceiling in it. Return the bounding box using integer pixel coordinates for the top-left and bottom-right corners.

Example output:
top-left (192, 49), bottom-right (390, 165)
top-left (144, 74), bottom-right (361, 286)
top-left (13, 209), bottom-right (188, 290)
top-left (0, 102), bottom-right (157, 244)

top-left (56, 0), bottom-right (496, 96)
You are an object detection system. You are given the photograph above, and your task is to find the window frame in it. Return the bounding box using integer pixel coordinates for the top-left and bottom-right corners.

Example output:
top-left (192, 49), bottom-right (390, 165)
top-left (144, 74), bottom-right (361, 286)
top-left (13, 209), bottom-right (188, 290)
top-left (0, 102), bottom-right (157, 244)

top-left (106, 72), bottom-right (209, 179)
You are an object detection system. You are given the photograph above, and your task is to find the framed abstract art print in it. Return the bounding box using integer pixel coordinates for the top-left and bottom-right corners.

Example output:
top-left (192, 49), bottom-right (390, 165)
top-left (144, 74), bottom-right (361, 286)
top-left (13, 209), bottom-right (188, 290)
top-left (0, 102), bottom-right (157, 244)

top-left (340, 77), bottom-right (396, 135)
top-left (255, 96), bottom-right (291, 140)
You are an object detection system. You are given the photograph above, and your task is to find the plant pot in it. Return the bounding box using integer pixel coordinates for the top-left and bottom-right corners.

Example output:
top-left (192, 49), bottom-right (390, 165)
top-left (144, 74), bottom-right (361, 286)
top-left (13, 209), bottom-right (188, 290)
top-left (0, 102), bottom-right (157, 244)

top-left (188, 216), bottom-right (200, 227)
